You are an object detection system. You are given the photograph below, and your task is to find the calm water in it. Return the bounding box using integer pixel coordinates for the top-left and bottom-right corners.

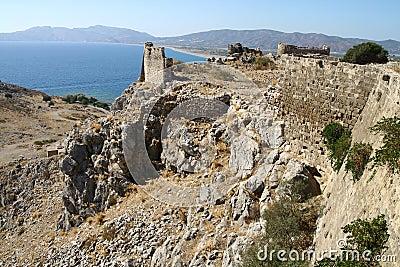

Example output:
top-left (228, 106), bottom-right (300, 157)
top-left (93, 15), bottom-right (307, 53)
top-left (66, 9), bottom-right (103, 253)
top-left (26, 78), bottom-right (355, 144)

top-left (0, 42), bottom-right (205, 103)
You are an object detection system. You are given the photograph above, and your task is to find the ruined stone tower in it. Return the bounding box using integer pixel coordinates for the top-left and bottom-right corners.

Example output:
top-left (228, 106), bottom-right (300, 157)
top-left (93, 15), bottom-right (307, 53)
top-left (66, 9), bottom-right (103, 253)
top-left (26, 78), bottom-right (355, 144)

top-left (139, 42), bottom-right (173, 83)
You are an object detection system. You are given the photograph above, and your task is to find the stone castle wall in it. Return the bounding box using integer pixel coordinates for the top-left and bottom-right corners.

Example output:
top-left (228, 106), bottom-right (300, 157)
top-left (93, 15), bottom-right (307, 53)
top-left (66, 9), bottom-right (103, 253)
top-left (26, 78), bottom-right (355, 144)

top-left (314, 64), bottom-right (400, 265)
top-left (139, 42), bottom-right (173, 83)
top-left (269, 55), bottom-right (395, 168)
top-left (277, 43), bottom-right (330, 56)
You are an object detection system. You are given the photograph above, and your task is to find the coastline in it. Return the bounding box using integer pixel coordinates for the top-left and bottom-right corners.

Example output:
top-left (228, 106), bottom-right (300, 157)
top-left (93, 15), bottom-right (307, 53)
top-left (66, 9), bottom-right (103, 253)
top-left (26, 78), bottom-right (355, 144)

top-left (164, 45), bottom-right (225, 60)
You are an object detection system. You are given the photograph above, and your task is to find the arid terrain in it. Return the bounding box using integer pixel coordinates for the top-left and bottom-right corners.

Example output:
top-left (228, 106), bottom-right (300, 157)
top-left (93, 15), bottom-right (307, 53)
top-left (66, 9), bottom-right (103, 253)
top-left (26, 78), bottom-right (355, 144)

top-left (0, 45), bottom-right (399, 266)
top-left (0, 82), bottom-right (107, 165)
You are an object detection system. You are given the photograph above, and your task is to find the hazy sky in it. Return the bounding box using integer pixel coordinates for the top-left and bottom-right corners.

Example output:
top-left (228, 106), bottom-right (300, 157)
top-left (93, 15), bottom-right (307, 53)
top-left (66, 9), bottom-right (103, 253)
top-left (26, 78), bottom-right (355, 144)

top-left (2, 0), bottom-right (399, 41)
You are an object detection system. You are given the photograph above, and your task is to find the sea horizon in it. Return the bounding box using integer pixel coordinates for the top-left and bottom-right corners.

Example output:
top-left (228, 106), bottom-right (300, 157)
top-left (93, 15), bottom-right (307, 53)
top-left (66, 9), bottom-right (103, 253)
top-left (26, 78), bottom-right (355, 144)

top-left (0, 41), bottom-right (205, 103)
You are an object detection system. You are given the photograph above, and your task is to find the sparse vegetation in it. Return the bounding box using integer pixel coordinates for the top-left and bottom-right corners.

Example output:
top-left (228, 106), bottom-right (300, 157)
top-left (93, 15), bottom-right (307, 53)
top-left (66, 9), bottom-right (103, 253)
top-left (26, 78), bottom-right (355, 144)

top-left (62, 93), bottom-right (109, 110)
top-left (5, 93), bottom-right (12, 99)
top-left (91, 122), bottom-right (102, 133)
top-left (101, 225), bottom-right (116, 241)
top-left (62, 94), bottom-right (75, 104)
top-left (370, 116), bottom-right (400, 172)
top-left (33, 139), bottom-right (57, 146)
top-left (173, 58), bottom-right (184, 65)
top-left (42, 95), bottom-right (51, 102)
top-left (254, 56), bottom-right (275, 70)
top-left (243, 183), bottom-right (321, 266)
top-left (93, 101), bottom-right (110, 111)
top-left (316, 214), bottom-right (389, 266)
top-left (342, 42), bottom-right (388, 65)
top-left (87, 212), bottom-right (105, 225)
top-left (322, 122), bottom-right (352, 172)
top-left (345, 142), bottom-right (373, 182)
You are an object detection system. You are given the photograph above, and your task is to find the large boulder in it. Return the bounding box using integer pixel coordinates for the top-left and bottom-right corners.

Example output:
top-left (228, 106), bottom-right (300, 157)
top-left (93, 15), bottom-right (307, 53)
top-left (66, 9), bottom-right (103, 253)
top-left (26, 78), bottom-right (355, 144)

top-left (276, 159), bottom-right (321, 201)
top-left (251, 117), bottom-right (284, 148)
top-left (229, 134), bottom-right (259, 171)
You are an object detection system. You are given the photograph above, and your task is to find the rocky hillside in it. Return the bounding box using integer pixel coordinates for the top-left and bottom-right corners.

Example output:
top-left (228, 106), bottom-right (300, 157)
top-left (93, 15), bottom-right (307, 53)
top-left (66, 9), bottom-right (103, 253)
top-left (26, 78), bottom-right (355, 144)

top-left (2, 26), bottom-right (400, 54)
top-left (0, 25), bottom-right (155, 43)
top-left (157, 29), bottom-right (400, 54)
top-left (0, 51), bottom-right (399, 266)
top-left (0, 82), bottom-right (107, 164)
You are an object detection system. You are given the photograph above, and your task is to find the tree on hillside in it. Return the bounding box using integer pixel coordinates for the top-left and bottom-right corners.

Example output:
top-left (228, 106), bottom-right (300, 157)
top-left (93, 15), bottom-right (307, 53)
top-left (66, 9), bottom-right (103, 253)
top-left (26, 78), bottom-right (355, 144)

top-left (342, 42), bottom-right (388, 65)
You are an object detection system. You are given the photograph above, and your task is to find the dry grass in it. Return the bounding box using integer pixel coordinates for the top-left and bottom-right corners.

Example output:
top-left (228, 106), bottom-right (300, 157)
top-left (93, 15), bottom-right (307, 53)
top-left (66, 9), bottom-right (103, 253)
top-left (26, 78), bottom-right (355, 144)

top-left (86, 212), bottom-right (106, 225)
top-left (91, 122), bottom-right (102, 133)
top-left (271, 77), bottom-right (278, 86)
top-left (82, 234), bottom-right (98, 249)
top-left (178, 208), bottom-right (188, 225)
top-left (201, 238), bottom-right (215, 252)
top-left (96, 243), bottom-right (109, 258)
top-left (32, 211), bottom-right (42, 219)
top-left (101, 225), bottom-right (116, 241)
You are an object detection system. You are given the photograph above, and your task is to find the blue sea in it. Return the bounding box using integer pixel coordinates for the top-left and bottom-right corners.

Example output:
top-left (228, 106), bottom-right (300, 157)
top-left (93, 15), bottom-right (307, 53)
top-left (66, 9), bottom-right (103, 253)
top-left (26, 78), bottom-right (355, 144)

top-left (0, 42), bottom-right (205, 103)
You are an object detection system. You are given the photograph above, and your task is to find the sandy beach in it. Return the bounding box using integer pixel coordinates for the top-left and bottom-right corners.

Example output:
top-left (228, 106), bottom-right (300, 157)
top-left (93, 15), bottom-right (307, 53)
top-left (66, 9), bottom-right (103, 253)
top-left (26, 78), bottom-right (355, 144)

top-left (165, 46), bottom-right (226, 59)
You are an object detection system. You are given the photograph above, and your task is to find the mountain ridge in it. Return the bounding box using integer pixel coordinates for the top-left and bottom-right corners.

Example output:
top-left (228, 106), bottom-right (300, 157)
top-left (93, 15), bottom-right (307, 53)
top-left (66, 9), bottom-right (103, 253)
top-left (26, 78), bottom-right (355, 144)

top-left (1, 25), bottom-right (400, 54)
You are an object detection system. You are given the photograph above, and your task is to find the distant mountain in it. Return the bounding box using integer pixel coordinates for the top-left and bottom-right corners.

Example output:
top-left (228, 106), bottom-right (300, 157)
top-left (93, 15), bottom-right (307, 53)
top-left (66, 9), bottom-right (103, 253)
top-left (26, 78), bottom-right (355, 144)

top-left (1, 26), bottom-right (400, 55)
top-left (0, 25), bottom-right (155, 43)
top-left (156, 29), bottom-right (400, 55)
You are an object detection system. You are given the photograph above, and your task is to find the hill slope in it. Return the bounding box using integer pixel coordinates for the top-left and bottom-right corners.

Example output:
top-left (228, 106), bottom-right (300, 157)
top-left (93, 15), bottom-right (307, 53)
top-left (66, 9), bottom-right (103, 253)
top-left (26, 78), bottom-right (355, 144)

top-left (0, 25), bottom-right (155, 43)
top-left (157, 29), bottom-right (400, 54)
top-left (1, 26), bottom-right (399, 54)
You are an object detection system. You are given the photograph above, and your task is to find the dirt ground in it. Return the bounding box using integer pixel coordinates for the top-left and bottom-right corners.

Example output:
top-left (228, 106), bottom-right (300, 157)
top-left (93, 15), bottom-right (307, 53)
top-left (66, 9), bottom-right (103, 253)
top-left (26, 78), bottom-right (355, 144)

top-left (0, 82), bottom-right (108, 166)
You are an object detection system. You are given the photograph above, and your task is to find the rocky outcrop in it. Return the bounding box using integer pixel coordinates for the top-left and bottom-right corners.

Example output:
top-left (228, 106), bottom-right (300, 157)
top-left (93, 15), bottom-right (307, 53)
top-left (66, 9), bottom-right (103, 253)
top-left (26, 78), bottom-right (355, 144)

top-left (58, 117), bottom-right (133, 229)
top-left (0, 157), bottom-right (61, 229)
top-left (50, 60), bottom-right (323, 266)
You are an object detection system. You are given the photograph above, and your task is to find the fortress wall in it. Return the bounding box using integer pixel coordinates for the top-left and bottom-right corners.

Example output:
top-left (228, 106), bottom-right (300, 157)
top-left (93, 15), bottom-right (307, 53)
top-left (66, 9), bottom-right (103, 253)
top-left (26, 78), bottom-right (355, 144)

top-left (313, 64), bottom-right (400, 264)
top-left (269, 55), bottom-right (391, 168)
top-left (253, 55), bottom-right (400, 263)
top-left (277, 43), bottom-right (330, 56)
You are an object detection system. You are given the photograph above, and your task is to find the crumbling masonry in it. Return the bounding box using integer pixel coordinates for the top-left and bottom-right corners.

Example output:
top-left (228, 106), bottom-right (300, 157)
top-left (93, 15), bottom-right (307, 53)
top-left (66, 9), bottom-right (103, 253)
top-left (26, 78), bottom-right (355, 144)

top-left (277, 43), bottom-right (330, 56)
top-left (139, 42), bottom-right (173, 83)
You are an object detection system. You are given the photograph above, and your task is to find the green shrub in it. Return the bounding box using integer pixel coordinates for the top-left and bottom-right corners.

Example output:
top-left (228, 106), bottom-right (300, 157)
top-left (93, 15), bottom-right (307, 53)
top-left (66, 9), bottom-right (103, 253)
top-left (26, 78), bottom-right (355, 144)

top-left (80, 98), bottom-right (89, 105)
top-left (42, 95), bottom-right (51, 102)
top-left (93, 101), bottom-right (110, 111)
top-left (370, 116), bottom-right (400, 172)
top-left (342, 42), bottom-right (388, 65)
top-left (316, 214), bottom-right (389, 266)
top-left (34, 139), bottom-right (57, 146)
top-left (89, 96), bottom-right (98, 103)
top-left (322, 122), bottom-right (346, 146)
top-left (254, 56), bottom-right (275, 70)
top-left (76, 93), bottom-right (89, 104)
top-left (61, 93), bottom-right (109, 110)
top-left (5, 93), bottom-right (12, 99)
top-left (242, 185), bottom-right (320, 266)
top-left (62, 94), bottom-right (76, 104)
top-left (322, 122), bottom-right (352, 172)
top-left (345, 142), bottom-right (373, 182)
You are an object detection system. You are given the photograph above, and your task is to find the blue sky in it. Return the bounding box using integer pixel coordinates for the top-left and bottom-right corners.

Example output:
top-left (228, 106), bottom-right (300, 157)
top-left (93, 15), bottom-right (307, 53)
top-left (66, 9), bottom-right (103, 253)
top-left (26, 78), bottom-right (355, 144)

top-left (2, 0), bottom-right (400, 41)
